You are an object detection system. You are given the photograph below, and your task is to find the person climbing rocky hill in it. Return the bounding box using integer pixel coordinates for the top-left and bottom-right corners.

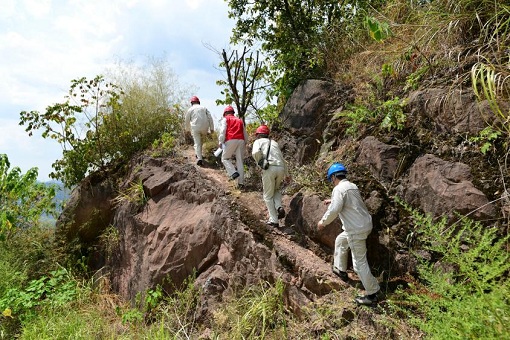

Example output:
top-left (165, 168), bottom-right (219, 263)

top-left (55, 78), bottom-right (507, 338)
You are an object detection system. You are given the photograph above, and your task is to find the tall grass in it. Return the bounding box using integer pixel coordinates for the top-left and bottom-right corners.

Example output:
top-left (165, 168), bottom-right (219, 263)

top-left (210, 279), bottom-right (287, 339)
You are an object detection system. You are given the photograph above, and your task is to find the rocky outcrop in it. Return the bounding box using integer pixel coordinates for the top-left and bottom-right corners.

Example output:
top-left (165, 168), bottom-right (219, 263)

top-left (66, 154), bottom-right (349, 318)
top-left (406, 88), bottom-right (487, 134)
top-left (56, 78), bottom-right (505, 322)
top-left (279, 79), bottom-right (350, 165)
top-left (404, 154), bottom-right (495, 220)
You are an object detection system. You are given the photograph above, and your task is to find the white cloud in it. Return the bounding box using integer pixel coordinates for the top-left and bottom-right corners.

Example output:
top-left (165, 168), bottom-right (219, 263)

top-left (24, 0), bottom-right (52, 18)
top-left (0, 0), bottom-right (235, 181)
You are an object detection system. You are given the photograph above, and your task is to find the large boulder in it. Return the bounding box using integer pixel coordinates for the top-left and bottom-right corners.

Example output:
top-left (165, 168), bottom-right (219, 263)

top-left (357, 136), bottom-right (401, 182)
top-left (279, 79), bottom-right (347, 164)
top-left (404, 154), bottom-right (495, 220)
top-left (406, 88), bottom-right (487, 134)
top-left (287, 192), bottom-right (341, 249)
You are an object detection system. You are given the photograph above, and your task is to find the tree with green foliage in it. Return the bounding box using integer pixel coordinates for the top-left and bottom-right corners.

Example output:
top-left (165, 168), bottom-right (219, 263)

top-left (225, 0), bottom-right (384, 100)
top-left (0, 154), bottom-right (56, 241)
top-left (20, 75), bottom-right (123, 186)
top-left (19, 58), bottom-right (187, 187)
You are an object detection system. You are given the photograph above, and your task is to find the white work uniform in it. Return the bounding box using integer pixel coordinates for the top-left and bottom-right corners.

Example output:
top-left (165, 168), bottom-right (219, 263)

top-left (185, 104), bottom-right (214, 161)
top-left (252, 137), bottom-right (287, 223)
top-left (320, 179), bottom-right (380, 295)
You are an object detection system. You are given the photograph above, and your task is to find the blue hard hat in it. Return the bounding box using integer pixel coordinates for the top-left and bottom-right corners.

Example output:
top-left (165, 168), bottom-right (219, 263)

top-left (327, 162), bottom-right (347, 182)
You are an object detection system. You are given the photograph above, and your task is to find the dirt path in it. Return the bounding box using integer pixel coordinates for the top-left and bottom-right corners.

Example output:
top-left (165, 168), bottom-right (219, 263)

top-left (181, 145), bottom-right (352, 295)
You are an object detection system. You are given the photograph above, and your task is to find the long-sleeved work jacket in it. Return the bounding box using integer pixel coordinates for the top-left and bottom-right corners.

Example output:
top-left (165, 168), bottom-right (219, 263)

top-left (319, 179), bottom-right (372, 236)
top-left (185, 104), bottom-right (214, 133)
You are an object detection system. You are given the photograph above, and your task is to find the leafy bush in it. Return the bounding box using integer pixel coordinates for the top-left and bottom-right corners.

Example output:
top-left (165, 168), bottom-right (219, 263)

top-left (151, 132), bottom-right (177, 158)
top-left (0, 268), bottom-right (79, 322)
top-left (392, 199), bottom-right (510, 339)
top-left (335, 104), bottom-right (378, 137)
top-left (335, 97), bottom-right (407, 137)
top-left (0, 154), bottom-right (56, 240)
top-left (380, 97), bottom-right (407, 131)
top-left (20, 59), bottom-right (187, 188)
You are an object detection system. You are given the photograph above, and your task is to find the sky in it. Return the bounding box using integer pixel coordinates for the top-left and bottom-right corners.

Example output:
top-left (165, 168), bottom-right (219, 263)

top-left (0, 0), bottom-right (235, 181)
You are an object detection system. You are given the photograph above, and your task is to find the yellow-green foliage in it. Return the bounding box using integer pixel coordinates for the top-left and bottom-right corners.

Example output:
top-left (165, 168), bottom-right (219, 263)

top-left (391, 199), bottom-right (510, 339)
top-left (210, 279), bottom-right (287, 339)
top-left (151, 132), bottom-right (177, 157)
top-left (112, 179), bottom-right (147, 209)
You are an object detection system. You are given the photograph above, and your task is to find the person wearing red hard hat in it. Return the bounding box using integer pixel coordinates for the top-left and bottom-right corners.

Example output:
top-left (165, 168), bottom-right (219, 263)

top-left (317, 162), bottom-right (380, 306)
top-left (218, 105), bottom-right (248, 187)
top-left (184, 95), bottom-right (214, 166)
top-left (252, 124), bottom-right (288, 227)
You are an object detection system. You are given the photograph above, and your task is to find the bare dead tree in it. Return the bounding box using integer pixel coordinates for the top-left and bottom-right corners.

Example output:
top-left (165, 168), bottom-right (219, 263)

top-left (220, 46), bottom-right (265, 123)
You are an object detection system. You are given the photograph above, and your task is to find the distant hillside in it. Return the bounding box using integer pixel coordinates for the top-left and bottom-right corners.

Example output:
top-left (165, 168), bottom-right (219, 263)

top-left (45, 181), bottom-right (71, 209)
top-left (40, 180), bottom-right (71, 224)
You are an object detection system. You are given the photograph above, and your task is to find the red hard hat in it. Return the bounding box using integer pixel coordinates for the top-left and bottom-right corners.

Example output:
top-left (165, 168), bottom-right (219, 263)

top-left (190, 96), bottom-right (200, 104)
top-left (223, 105), bottom-right (235, 115)
top-left (255, 125), bottom-right (270, 135)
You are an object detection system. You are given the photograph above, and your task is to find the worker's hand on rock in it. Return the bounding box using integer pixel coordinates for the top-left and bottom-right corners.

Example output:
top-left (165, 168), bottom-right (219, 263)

top-left (317, 221), bottom-right (323, 230)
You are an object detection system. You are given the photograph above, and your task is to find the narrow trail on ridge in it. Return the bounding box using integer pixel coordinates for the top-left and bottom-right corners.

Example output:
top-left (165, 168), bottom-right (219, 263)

top-left (180, 145), bottom-right (360, 300)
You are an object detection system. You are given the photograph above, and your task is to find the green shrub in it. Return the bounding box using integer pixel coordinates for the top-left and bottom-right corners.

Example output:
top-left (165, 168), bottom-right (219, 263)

top-left (0, 268), bottom-right (79, 323)
top-left (335, 97), bottom-right (407, 136)
top-left (20, 58), bottom-right (188, 188)
top-left (335, 104), bottom-right (378, 137)
top-left (379, 97), bottom-right (407, 131)
top-left (392, 199), bottom-right (510, 339)
top-left (151, 132), bottom-right (177, 158)
top-left (0, 154), bottom-right (56, 240)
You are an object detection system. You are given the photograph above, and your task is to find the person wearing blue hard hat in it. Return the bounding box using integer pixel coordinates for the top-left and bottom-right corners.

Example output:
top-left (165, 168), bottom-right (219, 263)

top-left (317, 162), bottom-right (381, 306)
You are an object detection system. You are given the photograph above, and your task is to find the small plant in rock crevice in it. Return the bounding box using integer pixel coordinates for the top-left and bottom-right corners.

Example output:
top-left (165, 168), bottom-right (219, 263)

top-left (112, 179), bottom-right (148, 209)
top-left (98, 225), bottom-right (120, 263)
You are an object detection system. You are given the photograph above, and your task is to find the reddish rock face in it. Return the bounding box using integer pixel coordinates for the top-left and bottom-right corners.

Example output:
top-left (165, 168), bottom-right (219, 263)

top-left (56, 80), bottom-right (504, 322)
top-left (405, 154), bottom-right (495, 220)
top-left (57, 154), bottom-right (348, 316)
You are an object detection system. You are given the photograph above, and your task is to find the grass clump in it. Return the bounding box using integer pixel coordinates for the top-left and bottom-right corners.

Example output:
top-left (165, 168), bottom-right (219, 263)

top-left (210, 279), bottom-right (287, 339)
